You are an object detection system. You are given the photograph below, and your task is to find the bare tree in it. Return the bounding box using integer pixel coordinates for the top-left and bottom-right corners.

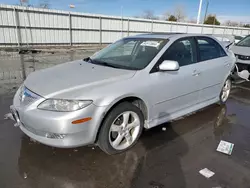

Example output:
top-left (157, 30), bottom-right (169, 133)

top-left (142, 10), bottom-right (154, 19)
top-left (136, 10), bottom-right (159, 20)
top-left (224, 20), bottom-right (240, 27)
top-left (163, 4), bottom-right (187, 22)
top-left (39, 0), bottom-right (50, 8)
top-left (20, 0), bottom-right (29, 6)
top-left (188, 18), bottom-right (197, 24)
top-left (162, 11), bottom-right (171, 20)
top-left (174, 5), bottom-right (186, 22)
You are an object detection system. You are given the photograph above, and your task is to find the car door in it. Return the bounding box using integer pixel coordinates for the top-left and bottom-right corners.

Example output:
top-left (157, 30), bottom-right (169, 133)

top-left (195, 37), bottom-right (231, 102)
top-left (148, 37), bottom-right (201, 123)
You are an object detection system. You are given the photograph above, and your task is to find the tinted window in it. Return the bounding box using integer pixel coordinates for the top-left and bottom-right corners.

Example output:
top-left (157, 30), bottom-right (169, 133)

top-left (197, 37), bottom-right (227, 61)
top-left (162, 38), bottom-right (197, 67)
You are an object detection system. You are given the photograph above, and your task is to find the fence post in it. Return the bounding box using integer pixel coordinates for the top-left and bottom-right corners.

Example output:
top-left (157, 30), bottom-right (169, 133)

top-left (121, 15), bottom-right (123, 37)
top-left (13, 7), bottom-right (21, 48)
top-left (20, 54), bottom-right (26, 81)
top-left (99, 16), bottom-right (102, 46)
top-left (151, 20), bottom-right (153, 33)
top-left (127, 18), bottom-right (130, 36)
top-left (222, 27), bottom-right (226, 40)
top-left (186, 25), bottom-right (188, 33)
top-left (69, 12), bottom-right (72, 46)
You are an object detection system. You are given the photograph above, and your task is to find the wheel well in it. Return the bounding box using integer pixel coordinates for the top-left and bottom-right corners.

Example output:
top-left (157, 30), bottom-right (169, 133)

top-left (95, 97), bottom-right (148, 143)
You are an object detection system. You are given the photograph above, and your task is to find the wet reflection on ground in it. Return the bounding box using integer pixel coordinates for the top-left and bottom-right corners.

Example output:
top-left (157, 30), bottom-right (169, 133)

top-left (1, 53), bottom-right (250, 187)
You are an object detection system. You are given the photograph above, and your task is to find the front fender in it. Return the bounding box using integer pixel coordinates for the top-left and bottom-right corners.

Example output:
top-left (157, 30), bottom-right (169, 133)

top-left (96, 93), bottom-right (151, 125)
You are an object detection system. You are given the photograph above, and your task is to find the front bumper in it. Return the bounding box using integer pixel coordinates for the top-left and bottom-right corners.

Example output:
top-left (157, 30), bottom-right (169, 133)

top-left (236, 58), bottom-right (250, 65)
top-left (11, 89), bottom-right (106, 148)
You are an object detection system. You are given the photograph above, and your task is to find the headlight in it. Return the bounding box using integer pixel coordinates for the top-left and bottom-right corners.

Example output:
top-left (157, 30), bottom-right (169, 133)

top-left (38, 99), bottom-right (93, 112)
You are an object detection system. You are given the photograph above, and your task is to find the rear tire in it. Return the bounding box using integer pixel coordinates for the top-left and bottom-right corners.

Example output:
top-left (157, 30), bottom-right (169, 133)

top-left (98, 102), bottom-right (144, 155)
top-left (219, 77), bottom-right (232, 105)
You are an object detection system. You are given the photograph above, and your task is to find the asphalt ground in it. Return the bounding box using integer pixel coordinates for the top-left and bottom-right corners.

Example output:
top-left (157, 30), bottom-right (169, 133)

top-left (1, 52), bottom-right (250, 188)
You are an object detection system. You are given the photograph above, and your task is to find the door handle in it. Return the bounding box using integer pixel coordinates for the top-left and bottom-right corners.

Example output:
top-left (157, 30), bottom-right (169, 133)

top-left (224, 63), bottom-right (230, 67)
top-left (192, 70), bottom-right (200, 76)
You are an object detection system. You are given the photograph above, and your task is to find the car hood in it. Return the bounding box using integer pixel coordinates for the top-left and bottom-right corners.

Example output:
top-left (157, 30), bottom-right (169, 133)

top-left (231, 45), bottom-right (250, 56)
top-left (24, 60), bottom-right (136, 98)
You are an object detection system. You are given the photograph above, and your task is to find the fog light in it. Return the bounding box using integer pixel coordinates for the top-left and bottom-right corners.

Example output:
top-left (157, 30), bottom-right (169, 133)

top-left (45, 133), bottom-right (66, 139)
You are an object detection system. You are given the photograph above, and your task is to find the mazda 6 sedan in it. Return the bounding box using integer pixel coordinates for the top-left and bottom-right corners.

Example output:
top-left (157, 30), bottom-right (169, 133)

top-left (10, 33), bottom-right (235, 154)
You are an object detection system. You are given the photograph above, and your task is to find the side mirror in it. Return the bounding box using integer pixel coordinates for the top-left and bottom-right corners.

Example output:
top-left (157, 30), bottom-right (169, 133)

top-left (158, 60), bottom-right (180, 71)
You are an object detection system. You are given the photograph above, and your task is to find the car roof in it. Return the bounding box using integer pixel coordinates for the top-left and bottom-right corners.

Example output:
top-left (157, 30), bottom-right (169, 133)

top-left (125, 33), bottom-right (216, 40)
top-left (125, 33), bottom-right (229, 49)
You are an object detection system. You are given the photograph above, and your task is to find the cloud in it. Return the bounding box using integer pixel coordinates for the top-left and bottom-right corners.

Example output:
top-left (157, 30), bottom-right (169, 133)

top-left (217, 15), bottom-right (250, 24)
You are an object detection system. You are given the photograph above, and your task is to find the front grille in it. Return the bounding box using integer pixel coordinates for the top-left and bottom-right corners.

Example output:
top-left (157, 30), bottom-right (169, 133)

top-left (23, 124), bottom-right (43, 136)
top-left (23, 124), bottom-right (65, 139)
top-left (19, 86), bottom-right (40, 106)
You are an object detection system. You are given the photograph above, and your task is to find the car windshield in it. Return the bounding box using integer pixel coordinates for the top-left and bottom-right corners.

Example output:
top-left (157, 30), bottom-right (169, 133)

top-left (90, 38), bottom-right (168, 70)
top-left (237, 35), bottom-right (250, 47)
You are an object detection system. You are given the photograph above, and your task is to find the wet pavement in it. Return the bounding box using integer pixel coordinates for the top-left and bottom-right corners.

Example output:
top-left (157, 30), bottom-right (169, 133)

top-left (1, 52), bottom-right (250, 188)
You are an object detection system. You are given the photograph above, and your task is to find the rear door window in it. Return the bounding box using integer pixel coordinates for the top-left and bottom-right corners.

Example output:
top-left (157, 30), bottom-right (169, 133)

top-left (197, 37), bottom-right (227, 62)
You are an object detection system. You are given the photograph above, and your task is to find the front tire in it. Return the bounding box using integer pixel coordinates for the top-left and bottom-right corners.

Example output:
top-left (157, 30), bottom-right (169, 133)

top-left (98, 102), bottom-right (144, 155)
top-left (219, 77), bottom-right (232, 105)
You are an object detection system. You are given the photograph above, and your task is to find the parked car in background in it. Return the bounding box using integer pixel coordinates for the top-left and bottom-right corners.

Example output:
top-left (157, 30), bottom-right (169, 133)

top-left (231, 35), bottom-right (250, 80)
top-left (213, 34), bottom-right (235, 47)
top-left (234, 35), bottom-right (246, 44)
top-left (10, 33), bottom-right (235, 154)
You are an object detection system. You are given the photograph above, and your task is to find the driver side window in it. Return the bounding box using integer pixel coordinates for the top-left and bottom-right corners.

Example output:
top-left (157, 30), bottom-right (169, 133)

top-left (162, 37), bottom-right (197, 67)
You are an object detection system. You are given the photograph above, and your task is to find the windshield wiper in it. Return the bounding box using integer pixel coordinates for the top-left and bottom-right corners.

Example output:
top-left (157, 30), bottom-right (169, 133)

top-left (84, 58), bottom-right (139, 70)
top-left (83, 57), bottom-right (117, 68)
top-left (98, 62), bottom-right (121, 69)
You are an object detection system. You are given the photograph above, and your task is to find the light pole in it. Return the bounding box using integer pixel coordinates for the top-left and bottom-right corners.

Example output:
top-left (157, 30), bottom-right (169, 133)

top-left (197, 0), bottom-right (203, 24)
top-left (121, 6), bottom-right (123, 37)
top-left (203, 0), bottom-right (209, 24)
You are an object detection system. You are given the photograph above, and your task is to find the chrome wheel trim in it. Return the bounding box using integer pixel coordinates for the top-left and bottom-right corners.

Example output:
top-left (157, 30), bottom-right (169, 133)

top-left (109, 111), bottom-right (140, 150)
top-left (221, 79), bottom-right (231, 102)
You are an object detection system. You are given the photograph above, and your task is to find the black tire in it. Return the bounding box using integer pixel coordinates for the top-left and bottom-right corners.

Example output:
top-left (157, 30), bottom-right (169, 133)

top-left (219, 77), bottom-right (232, 105)
top-left (97, 102), bottom-right (144, 155)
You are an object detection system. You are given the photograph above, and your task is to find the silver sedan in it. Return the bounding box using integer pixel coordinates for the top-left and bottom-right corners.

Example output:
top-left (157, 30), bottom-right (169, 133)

top-left (10, 33), bottom-right (235, 154)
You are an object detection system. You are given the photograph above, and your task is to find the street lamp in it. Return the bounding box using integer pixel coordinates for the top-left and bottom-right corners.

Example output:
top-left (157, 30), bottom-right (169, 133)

top-left (203, 0), bottom-right (209, 24)
top-left (197, 0), bottom-right (203, 24)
